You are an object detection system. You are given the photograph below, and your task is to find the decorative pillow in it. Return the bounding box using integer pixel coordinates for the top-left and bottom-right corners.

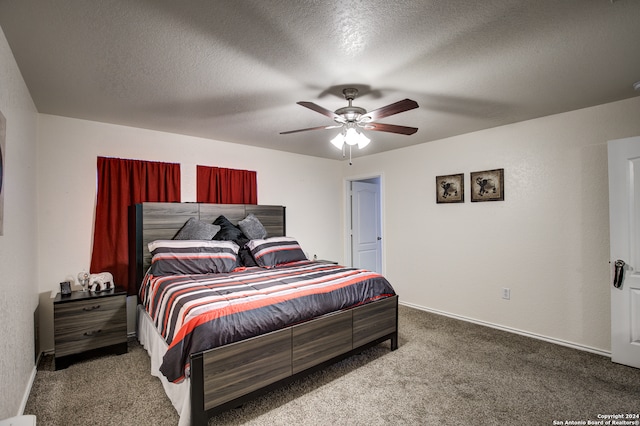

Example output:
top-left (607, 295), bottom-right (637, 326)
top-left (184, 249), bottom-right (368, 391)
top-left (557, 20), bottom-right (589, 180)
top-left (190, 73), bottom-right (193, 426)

top-left (238, 245), bottom-right (259, 267)
top-left (173, 217), bottom-right (221, 240)
top-left (246, 237), bottom-right (308, 268)
top-left (212, 215), bottom-right (246, 242)
top-left (232, 235), bottom-right (258, 268)
top-left (238, 213), bottom-right (268, 240)
top-left (148, 240), bottom-right (239, 276)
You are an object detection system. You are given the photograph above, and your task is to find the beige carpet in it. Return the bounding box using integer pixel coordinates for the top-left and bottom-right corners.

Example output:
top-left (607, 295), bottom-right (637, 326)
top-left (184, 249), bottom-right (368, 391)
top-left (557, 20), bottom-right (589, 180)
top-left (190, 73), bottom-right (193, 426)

top-left (25, 305), bottom-right (640, 425)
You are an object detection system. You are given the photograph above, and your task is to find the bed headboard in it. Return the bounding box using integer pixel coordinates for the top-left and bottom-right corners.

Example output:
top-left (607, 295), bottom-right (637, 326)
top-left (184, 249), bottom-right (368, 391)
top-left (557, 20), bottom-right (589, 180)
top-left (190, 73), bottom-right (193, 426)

top-left (129, 202), bottom-right (286, 295)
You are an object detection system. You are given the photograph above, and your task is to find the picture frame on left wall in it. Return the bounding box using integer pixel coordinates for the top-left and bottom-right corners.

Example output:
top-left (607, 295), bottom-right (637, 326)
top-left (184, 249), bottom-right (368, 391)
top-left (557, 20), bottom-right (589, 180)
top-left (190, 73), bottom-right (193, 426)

top-left (436, 173), bottom-right (464, 203)
top-left (0, 110), bottom-right (6, 235)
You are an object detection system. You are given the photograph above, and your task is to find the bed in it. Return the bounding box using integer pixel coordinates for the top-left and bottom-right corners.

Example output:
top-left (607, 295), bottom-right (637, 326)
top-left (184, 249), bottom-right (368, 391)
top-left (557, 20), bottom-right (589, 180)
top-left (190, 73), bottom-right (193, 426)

top-left (130, 202), bottom-right (398, 426)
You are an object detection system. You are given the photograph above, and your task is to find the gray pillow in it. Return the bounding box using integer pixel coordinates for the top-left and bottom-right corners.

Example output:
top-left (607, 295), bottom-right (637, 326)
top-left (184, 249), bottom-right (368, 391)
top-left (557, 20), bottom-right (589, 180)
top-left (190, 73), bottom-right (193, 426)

top-left (238, 213), bottom-right (267, 240)
top-left (173, 217), bottom-right (221, 240)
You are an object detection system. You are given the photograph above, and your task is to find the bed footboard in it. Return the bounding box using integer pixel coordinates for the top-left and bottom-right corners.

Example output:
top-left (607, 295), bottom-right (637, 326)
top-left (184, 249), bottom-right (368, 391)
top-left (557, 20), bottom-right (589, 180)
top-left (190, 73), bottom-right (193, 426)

top-left (189, 295), bottom-right (398, 425)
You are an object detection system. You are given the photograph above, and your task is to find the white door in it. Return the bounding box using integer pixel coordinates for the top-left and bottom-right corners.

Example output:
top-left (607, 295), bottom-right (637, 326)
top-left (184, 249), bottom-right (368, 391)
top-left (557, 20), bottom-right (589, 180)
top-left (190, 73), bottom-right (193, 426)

top-left (608, 136), bottom-right (640, 368)
top-left (352, 181), bottom-right (382, 273)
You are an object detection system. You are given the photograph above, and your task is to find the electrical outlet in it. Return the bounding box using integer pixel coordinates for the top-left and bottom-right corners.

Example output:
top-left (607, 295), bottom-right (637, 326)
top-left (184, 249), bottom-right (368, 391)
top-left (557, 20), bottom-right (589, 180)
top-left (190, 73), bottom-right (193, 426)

top-left (501, 288), bottom-right (511, 300)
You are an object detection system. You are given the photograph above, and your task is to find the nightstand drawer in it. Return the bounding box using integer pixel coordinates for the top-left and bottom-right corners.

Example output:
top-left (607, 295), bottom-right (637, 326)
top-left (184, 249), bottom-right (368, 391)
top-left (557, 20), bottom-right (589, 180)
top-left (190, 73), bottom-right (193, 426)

top-left (54, 291), bottom-right (127, 359)
top-left (54, 296), bottom-right (124, 326)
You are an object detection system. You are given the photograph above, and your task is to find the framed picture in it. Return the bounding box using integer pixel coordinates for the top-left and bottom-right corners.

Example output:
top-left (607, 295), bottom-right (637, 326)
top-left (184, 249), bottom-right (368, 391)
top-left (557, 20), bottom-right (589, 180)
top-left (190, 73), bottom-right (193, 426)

top-left (436, 173), bottom-right (464, 203)
top-left (59, 281), bottom-right (72, 295)
top-left (470, 168), bottom-right (504, 202)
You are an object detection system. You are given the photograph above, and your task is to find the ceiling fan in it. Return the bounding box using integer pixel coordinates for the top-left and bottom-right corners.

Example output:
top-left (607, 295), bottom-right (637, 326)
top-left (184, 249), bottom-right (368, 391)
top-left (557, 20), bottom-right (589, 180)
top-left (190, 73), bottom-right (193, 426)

top-left (280, 88), bottom-right (419, 150)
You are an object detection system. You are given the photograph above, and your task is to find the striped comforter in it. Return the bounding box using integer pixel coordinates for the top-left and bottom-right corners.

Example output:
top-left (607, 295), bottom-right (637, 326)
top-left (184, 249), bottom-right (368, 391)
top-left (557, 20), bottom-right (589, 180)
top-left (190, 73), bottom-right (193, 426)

top-left (139, 261), bottom-right (396, 383)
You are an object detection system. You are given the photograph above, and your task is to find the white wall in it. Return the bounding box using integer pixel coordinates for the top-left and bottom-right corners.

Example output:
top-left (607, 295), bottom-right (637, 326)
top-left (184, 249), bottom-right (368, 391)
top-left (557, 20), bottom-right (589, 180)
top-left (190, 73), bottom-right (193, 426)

top-left (0, 27), bottom-right (39, 418)
top-left (344, 96), bottom-right (640, 353)
top-left (36, 115), bottom-right (343, 351)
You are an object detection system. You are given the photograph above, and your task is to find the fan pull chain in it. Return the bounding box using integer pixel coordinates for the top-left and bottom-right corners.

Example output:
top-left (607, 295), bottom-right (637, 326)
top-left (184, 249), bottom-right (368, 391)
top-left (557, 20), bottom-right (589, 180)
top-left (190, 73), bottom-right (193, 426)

top-left (340, 142), bottom-right (353, 165)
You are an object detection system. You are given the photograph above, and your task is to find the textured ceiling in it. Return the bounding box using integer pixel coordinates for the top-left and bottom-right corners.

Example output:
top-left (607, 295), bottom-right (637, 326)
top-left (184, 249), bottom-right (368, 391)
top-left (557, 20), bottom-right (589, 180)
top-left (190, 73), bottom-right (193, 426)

top-left (1, 0), bottom-right (639, 160)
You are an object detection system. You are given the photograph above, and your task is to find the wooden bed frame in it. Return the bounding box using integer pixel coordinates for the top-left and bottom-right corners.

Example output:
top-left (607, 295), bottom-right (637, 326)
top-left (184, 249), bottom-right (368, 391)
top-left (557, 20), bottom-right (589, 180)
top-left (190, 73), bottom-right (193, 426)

top-left (130, 202), bottom-right (398, 425)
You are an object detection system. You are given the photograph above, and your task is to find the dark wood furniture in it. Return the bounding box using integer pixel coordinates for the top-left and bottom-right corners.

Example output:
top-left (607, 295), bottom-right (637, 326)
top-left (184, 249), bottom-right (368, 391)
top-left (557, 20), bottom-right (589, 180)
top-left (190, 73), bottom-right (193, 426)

top-left (53, 287), bottom-right (127, 370)
top-left (130, 202), bottom-right (398, 425)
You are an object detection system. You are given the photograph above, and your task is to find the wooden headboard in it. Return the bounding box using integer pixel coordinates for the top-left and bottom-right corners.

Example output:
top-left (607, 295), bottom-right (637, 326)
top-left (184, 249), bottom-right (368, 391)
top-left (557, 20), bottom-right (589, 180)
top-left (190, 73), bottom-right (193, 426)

top-left (129, 202), bottom-right (286, 295)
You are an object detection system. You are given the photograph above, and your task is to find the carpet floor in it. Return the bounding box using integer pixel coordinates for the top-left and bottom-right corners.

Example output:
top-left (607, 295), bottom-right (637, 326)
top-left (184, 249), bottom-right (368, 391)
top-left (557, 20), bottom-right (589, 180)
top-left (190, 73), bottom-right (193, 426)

top-left (25, 305), bottom-right (640, 425)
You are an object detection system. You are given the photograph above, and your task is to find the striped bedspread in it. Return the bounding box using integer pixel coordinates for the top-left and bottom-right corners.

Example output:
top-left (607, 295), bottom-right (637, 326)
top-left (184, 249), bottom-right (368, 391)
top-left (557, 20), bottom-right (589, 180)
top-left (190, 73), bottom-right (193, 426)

top-left (139, 261), bottom-right (396, 383)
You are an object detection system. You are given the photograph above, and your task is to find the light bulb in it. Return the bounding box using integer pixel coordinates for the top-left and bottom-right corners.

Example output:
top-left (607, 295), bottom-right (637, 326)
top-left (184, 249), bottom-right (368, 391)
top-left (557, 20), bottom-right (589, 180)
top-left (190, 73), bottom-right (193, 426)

top-left (356, 132), bottom-right (370, 149)
top-left (330, 133), bottom-right (344, 149)
top-left (344, 127), bottom-right (359, 146)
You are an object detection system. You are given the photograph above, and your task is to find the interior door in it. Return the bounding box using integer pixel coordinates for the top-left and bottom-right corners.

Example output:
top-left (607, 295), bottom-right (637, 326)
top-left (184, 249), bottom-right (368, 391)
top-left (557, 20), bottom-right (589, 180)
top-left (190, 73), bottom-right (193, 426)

top-left (608, 136), bottom-right (640, 368)
top-left (351, 181), bottom-right (382, 273)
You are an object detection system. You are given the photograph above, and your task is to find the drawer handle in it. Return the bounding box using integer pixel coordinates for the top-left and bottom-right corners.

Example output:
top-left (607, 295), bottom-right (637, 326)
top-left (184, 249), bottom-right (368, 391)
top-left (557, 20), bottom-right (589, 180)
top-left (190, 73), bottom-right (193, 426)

top-left (84, 329), bottom-right (102, 336)
top-left (83, 305), bottom-right (101, 311)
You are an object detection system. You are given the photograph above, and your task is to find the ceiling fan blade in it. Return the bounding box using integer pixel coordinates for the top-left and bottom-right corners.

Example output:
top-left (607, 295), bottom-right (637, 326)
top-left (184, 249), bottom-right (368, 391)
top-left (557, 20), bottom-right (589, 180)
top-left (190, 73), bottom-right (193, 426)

top-left (360, 99), bottom-right (418, 121)
top-left (280, 124), bottom-right (342, 135)
top-left (297, 101), bottom-right (345, 122)
top-left (363, 122), bottom-right (418, 135)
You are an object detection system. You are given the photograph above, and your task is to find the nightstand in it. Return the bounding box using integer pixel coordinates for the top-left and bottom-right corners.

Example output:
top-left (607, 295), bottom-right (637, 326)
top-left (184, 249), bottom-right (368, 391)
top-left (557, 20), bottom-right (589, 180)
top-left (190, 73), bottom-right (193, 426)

top-left (53, 287), bottom-right (127, 369)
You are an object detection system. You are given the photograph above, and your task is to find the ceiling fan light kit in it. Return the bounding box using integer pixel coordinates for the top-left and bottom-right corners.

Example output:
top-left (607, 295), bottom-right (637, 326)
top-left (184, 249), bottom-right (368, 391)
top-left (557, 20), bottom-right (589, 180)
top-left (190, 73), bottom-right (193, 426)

top-left (280, 87), bottom-right (419, 161)
top-left (330, 123), bottom-right (371, 150)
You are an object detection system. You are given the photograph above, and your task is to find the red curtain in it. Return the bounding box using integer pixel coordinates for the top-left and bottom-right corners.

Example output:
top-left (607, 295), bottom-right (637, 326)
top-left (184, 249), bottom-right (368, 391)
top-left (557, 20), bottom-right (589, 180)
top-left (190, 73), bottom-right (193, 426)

top-left (90, 157), bottom-right (181, 293)
top-left (196, 166), bottom-right (257, 204)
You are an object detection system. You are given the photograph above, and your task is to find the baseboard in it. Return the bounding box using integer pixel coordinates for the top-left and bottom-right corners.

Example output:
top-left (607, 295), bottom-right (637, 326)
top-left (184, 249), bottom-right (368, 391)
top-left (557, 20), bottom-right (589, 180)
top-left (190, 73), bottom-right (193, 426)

top-left (19, 350), bottom-right (43, 416)
top-left (399, 301), bottom-right (611, 358)
top-left (19, 365), bottom-right (37, 415)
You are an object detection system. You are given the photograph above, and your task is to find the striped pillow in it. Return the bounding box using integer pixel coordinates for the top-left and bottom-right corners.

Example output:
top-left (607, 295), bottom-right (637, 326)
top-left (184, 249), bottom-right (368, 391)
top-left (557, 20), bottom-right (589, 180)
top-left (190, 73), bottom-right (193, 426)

top-left (247, 237), bottom-right (307, 267)
top-left (148, 240), bottom-right (239, 276)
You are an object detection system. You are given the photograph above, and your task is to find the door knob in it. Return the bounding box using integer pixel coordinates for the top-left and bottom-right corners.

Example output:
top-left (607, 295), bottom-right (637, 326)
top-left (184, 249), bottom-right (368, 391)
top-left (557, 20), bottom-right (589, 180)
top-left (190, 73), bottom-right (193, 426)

top-left (613, 259), bottom-right (626, 289)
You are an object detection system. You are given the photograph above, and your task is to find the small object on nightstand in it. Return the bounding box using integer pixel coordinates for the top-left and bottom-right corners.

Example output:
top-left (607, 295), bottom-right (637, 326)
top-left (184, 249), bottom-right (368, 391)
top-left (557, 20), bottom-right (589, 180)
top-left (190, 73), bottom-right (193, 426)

top-left (88, 272), bottom-right (114, 292)
top-left (77, 271), bottom-right (89, 292)
top-left (59, 281), bottom-right (71, 295)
